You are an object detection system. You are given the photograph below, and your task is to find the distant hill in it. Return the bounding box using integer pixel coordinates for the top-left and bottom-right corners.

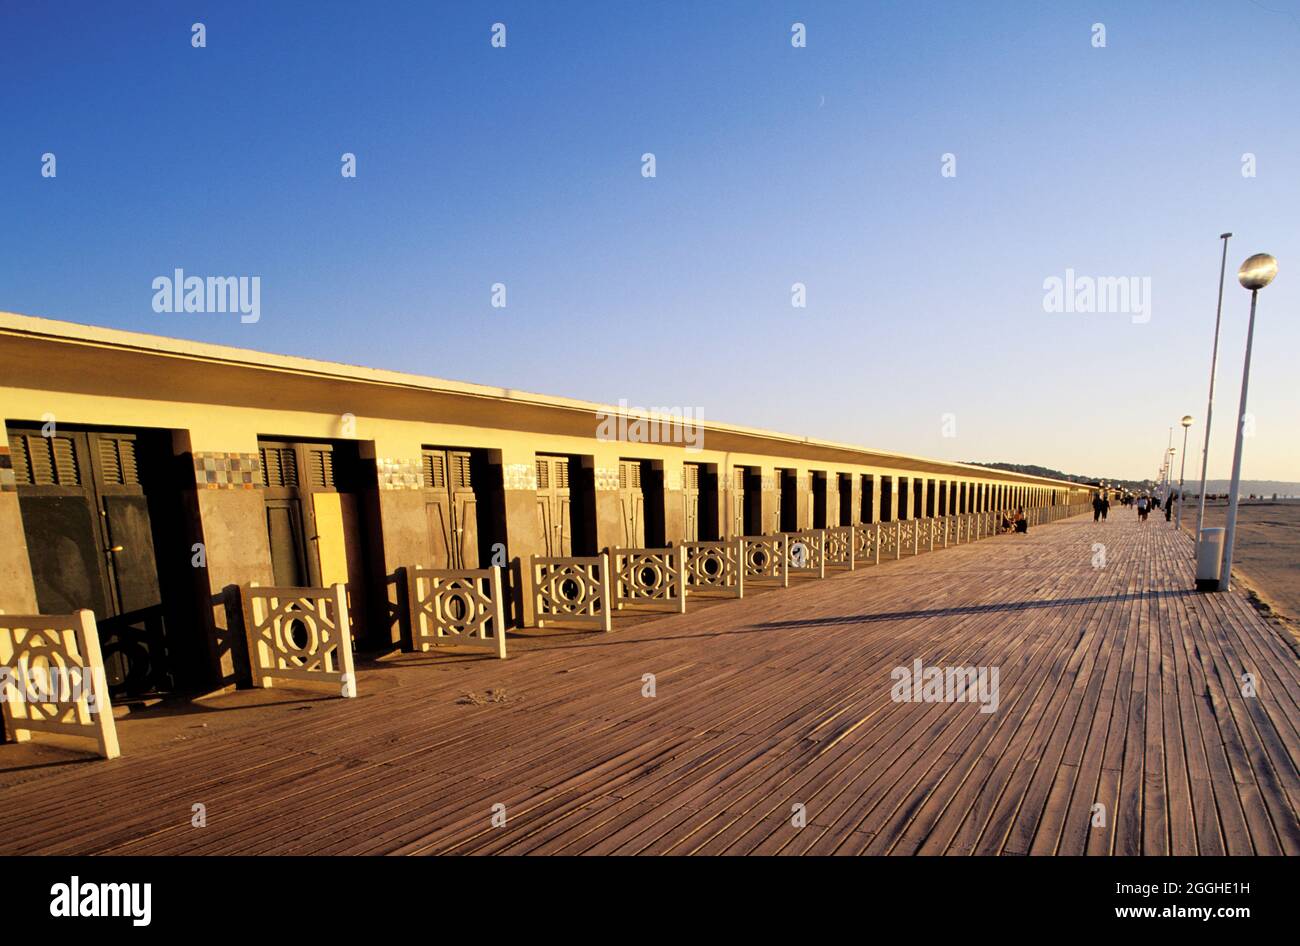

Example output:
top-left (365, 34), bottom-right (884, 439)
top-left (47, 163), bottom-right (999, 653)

top-left (966, 462), bottom-right (1300, 498)
top-left (1200, 480), bottom-right (1300, 498)
top-left (967, 462), bottom-right (1089, 484)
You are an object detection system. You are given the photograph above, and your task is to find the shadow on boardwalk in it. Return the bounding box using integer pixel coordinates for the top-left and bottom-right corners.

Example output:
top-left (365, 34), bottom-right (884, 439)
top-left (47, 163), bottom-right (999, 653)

top-left (755, 589), bottom-right (1201, 629)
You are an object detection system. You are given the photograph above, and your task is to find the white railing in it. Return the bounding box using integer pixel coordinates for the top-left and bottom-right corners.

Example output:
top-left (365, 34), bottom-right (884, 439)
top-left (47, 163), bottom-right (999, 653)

top-left (898, 519), bottom-right (920, 556)
top-left (681, 539), bottom-right (744, 598)
top-left (782, 529), bottom-right (826, 578)
top-left (879, 521), bottom-right (901, 559)
top-left (241, 583), bottom-right (357, 697)
top-left (407, 566), bottom-right (507, 658)
top-left (530, 553), bottom-right (613, 632)
top-left (611, 547), bottom-right (687, 613)
top-left (741, 534), bottom-right (789, 587)
top-left (513, 501), bottom-right (1090, 634)
top-left (824, 526), bottom-right (855, 570)
top-left (0, 609), bottom-right (119, 759)
top-left (855, 522), bottom-right (880, 565)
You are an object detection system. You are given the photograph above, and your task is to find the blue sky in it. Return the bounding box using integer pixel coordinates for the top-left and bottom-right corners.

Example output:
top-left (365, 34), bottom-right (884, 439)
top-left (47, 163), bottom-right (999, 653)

top-left (2, 1), bottom-right (1298, 481)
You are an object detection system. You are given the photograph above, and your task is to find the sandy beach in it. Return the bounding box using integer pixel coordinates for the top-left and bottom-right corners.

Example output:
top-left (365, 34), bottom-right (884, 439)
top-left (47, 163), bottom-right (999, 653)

top-left (1182, 498), bottom-right (1300, 634)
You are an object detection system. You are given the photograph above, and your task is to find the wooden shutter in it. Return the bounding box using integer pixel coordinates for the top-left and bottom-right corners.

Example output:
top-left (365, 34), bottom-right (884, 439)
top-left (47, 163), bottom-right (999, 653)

top-left (97, 436), bottom-right (140, 486)
top-left (306, 448), bottom-right (335, 489)
top-left (9, 432), bottom-right (82, 486)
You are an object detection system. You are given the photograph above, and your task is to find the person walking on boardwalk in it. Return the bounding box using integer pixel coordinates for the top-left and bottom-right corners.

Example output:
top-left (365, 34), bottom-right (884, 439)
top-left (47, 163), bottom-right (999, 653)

top-left (1137, 495), bottom-right (1149, 522)
top-left (1165, 490), bottom-right (1176, 522)
top-left (1101, 493), bottom-right (1110, 521)
top-left (1093, 493), bottom-right (1104, 522)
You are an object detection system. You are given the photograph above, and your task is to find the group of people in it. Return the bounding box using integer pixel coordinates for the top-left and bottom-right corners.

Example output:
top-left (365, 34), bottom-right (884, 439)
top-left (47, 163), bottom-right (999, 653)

top-left (1126, 491), bottom-right (1178, 523)
top-left (1091, 493), bottom-right (1111, 522)
top-left (999, 508), bottom-right (1028, 534)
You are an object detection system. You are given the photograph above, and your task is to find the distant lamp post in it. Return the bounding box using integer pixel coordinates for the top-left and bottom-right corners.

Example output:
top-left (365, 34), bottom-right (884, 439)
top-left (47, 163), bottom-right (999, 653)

top-left (1160, 427), bottom-right (1173, 505)
top-left (1175, 415), bottom-right (1193, 530)
top-left (1196, 233), bottom-right (1232, 544)
top-left (1163, 447), bottom-right (1175, 508)
top-left (1219, 253), bottom-right (1278, 591)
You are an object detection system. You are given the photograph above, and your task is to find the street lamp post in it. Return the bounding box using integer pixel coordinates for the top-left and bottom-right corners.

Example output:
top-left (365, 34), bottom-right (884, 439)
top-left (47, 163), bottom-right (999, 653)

top-left (1164, 447), bottom-right (1175, 517)
top-left (1219, 253), bottom-right (1278, 592)
top-left (1196, 233), bottom-right (1232, 542)
top-left (1176, 415), bottom-right (1193, 530)
top-left (1161, 428), bottom-right (1173, 506)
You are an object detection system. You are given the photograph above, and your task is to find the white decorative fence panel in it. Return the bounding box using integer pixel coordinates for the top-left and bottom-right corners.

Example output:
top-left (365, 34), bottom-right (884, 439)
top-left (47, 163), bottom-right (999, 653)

top-left (926, 517), bottom-right (945, 551)
top-left (611, 547), bottom-right (687, 613)
top-left (407, 566), bottom-right (507, 658)
top-left (681, 539), bottom-right (744, 598)
top-left (824, 526), bottom-right (855, 570)
top-left (783, 530), bottom-right (826, 578)
top-left (855, 523), bottom-right (880, 566)
top-left (241, 583), bottom-right (358, 697)
top-left (0, 610), bottom-right (119, 759)
top-left (898, 519), bottom-right (918, 557)
top-left (879, 521), bottom-right (900, 560)
top-left (530, 553), bottom-right (613, 632)
top-left (741, 535), bottom-right (789, 587)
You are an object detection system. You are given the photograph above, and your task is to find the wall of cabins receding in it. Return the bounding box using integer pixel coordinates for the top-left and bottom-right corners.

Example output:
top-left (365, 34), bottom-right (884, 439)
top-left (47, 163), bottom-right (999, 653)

top-left (0, 381), bottom-right (1090, 697)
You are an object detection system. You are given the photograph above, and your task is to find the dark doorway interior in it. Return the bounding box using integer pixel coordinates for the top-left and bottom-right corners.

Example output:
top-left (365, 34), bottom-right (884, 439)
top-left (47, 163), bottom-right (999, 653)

top-left (810, 471), bottom-right (828, 529)
top-left (617, 458), bottom-right (665, 548)
top-left (684, 462), bottom-right (719, 542)
top-left (743, 467), bottom-right (762, 535)
top-left (779, 468), bottom-right (798, 533)
top-left (8, 422), bottom-right (201, 698)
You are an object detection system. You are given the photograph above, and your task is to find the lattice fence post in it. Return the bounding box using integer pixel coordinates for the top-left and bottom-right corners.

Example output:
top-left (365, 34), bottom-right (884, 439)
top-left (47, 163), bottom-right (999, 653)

top-left (334, 583), bottom-right (358, 696)
top-left (76, 610), bottom-right (121, 757)
top-left (599, 553), bottom-right (613, 631)
top-left (240, 581), bottom-right (271, 689)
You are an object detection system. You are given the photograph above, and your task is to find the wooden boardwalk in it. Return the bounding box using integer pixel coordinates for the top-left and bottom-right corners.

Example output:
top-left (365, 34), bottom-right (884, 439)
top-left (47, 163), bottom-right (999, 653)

top-left (2, 512), bottom-right (1298, 855)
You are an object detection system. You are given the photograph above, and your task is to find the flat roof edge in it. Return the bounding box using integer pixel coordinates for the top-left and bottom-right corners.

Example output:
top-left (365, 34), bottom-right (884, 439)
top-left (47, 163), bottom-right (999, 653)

top-left (0, 310), bottom-right (1086, 489)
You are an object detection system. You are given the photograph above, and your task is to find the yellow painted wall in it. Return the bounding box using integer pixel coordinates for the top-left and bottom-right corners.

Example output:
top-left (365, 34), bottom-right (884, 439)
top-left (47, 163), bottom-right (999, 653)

top-left (1, 382), bottom-right (1089, 507)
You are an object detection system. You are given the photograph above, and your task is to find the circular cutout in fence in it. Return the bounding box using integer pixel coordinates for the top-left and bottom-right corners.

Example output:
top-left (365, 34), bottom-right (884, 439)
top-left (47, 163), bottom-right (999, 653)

top-left (276, 608), bottom-right (320, 661)
top-left (14, 647), bottom-right (71, 709)
top-left (287, 617), bottom-right (311, 651)
top-left (445, 592), bottom-right (469, 622)
top-left (636, 563), bottom-right (664, 590)
top-left (440, 587), bottom-right (478, 635)
top-left (99, 639), bottom-right (154, 695)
